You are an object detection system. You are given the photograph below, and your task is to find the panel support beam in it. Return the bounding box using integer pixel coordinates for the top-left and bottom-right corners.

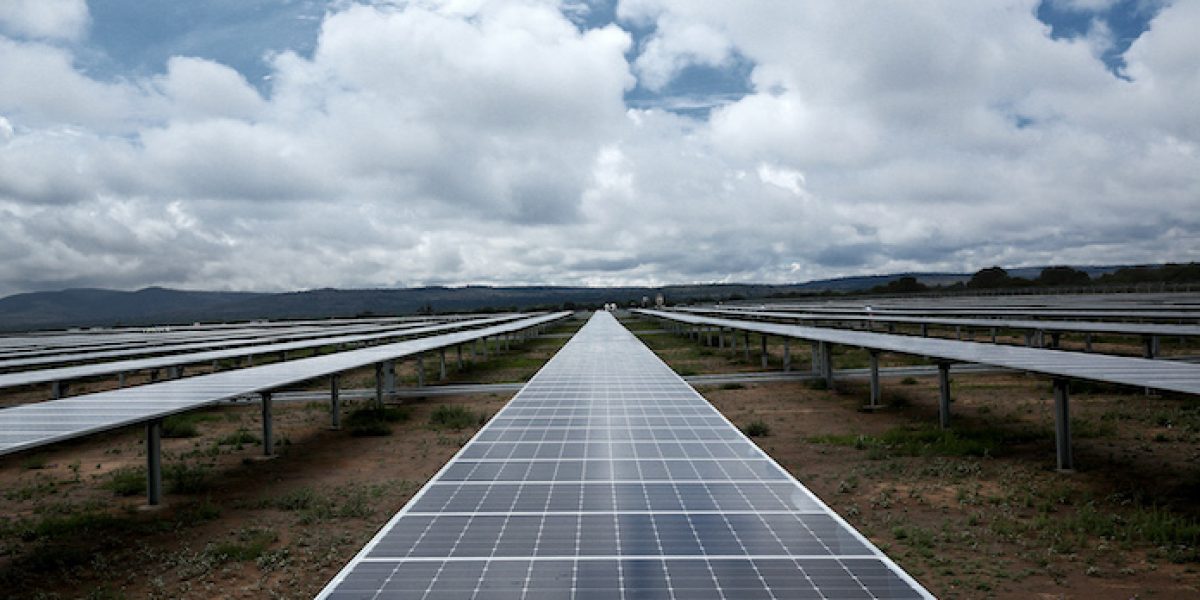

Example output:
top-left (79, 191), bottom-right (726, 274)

top-left (760, 335), bottom-right (769, 369)
top-left (782, 339), bottom-right (791, 372)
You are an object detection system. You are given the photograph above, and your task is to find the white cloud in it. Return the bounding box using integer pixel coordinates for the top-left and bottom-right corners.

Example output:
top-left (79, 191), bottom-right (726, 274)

top-left (632, 16), bottom-right (733, 91)
top-left (0, 0), bottom-right (89, 41)
top-left (0, 0), bottom-right (1197, 297)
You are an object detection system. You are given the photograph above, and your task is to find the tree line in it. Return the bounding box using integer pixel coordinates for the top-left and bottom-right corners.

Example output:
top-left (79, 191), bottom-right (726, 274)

top-left (871, 262), bottom-right (1200, 294)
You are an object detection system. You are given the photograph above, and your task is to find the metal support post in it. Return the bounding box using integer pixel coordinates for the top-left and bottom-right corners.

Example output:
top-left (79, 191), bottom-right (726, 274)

top-left (1053, 378), bottom-right (1073, 471)
top-left (261, 392), bottom-right (274, 456)
top-left (760, 335), bottom-right (768, 369)
top-left (743, 331), bottom-right (751, 362)
top-left (330, 375), bottom-right (341, 429)
top-left (718, 328), bottom-right (725, 349)
top-left (782, 339), bottom-right (791, 372)
top-left (1144, 335), bottom-right (1159, 358)
top-left (938, 363), bottom-right (951, 429)
top-left (867, 351), bottom-right (881, 410)
top-left (118, 372), bottom-right (126, 388)
top-left (440, 349), bottom-right (447, 380)
top-left (990, 327), bottom-right (997, 343)
top-left (374, 363), bottom-right (384, 408)
top-left (820, 341), bottom-right (833, 389)
top-left (417, 356), bottom-right (426, 387)
top-left (955, 326), bottom-right (962, 340)
top-left (1084, 333), bottom-right (1093, 352)
top-left (483, 337), bottom-right (490, 359)
top-left (146, 420), bottom-right (162, 506)
top-left (810, 341), bottom-right (821, 373)
top-left (51, 381), bottom-right (63, 400)
top-left (457, 345), bottom-right (464, 370)
top-left (383, 359), bottom-right (396, 400)
top-left (920, 323), bottom-right (928, 337)
top-left (1050, 332), bottom-right (1061, 349)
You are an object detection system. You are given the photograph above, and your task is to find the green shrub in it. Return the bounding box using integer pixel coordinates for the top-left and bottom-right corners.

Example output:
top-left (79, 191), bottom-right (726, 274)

top-left (428, 405), bottom-right (482, 430)
top-left (217, 428), bottom-right (260, 447)
top-left (210, 528), bottom-right (278, 562)
top-left (162, 412), bottom-right (219, 438)
top-left (104, 467), bottom-right (146, 497)
top-left (346, 406), bottom-right (410, 437)
top-left (166, 463), bottom-right (211, 494)
top-left (744, 420), bottom-right (771, 437)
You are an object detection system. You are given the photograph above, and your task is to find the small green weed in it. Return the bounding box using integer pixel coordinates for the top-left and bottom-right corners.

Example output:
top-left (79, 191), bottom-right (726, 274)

top-left (217, 428), bottom-right (260, 447)
top-left (21, 454), bottom-right (48, 470)
top-left (166, 462), bottom-right (211, 494)
top-left (744, 420), bottom-right (771, 437)
top-left (345, 406), bottom-right (410, 436)
top-left (429, 405), bottom-right (483, 430)
top-left (104, 467), bottom-right (146, 497)
top-left (210, 527), bottom-right (278, 562)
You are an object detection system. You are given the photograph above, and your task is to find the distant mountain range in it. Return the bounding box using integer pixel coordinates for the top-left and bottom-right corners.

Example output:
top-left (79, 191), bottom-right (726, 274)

top-left (0, 266), bottom-right (1128, 331)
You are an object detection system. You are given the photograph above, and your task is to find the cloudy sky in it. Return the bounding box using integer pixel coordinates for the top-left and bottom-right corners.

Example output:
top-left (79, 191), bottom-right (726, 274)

top-left (0, 0), bottom-right (1196, 297)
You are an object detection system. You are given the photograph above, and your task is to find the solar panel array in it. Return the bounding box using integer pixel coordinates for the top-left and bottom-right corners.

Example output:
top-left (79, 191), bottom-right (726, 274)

top-left (639, 309), bottom-right (1200, 396)
top-left (0, 314), bottom-right (526, 391)
top-left (318, 311), bottom-right (931, 599)
top-left (0, 313), bottom-right (567, 456)
top-left (682, 307), bottom-right (1200, 339)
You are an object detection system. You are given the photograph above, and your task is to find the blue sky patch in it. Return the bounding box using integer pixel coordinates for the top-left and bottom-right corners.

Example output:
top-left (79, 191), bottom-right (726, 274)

top-left (1036, 0), bottom-right (1167, 78)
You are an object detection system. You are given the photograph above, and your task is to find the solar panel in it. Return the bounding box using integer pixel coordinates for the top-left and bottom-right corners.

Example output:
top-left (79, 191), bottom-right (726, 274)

top-left (317, 311), bottom-right (932, 599)
top-left (638, 310), bottom-right (1200, 396)
top-left (0, 314), bottom-right (528, 392)
top-left (0, 313), bottom-right (567, 456)
top-left (684, 307), bottom-right (1200, 338)
top-left (0, 321), bottom-right (440, 370)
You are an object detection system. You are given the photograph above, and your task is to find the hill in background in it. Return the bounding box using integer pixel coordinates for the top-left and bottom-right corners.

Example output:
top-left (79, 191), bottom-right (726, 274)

top-left (0, 264), bottom-right (1168, 331)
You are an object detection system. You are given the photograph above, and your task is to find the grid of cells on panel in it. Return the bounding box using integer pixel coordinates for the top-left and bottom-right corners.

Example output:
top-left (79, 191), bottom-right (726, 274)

top-left (318, 311), bottom-right (932, 599)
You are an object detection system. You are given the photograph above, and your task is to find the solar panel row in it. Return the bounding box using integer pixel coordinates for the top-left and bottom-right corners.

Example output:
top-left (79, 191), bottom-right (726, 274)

top-left (0, 313), bottom-right (528, 392)
top-left (317, 311), bottom-right (932, 599)
top-left (0, 312), bottom-right (568, 458)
